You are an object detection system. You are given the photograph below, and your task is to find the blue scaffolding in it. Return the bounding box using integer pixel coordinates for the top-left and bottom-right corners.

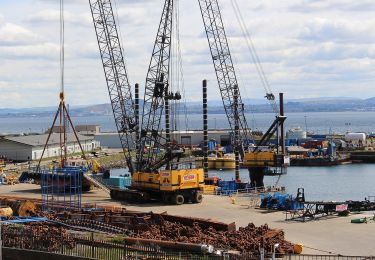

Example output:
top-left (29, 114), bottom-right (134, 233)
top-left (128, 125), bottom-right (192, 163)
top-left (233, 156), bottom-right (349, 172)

top-left (41, 166), bottom-right (83, 211)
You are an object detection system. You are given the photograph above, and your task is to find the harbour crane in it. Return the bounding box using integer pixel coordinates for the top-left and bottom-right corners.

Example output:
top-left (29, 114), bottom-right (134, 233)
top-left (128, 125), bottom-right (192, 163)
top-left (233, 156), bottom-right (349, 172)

top-left (198, 0), bottom-right (288, 187)
top-left (90, 0), bottom-right (204, 204)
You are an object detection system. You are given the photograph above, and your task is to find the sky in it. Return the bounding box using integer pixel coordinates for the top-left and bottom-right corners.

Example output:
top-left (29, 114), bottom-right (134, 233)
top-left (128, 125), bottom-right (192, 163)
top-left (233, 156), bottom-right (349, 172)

top-left (1, 0), bottom-right (375, 108)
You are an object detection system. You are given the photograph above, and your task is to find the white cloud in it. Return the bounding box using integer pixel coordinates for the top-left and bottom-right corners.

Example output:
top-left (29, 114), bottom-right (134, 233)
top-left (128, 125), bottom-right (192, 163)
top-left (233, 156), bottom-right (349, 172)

top-left (0, 23), bottom-right (40, 46)
top-left (0, 43), bottom-right (59, 59)
top-left (298, 17), bottom-right (375, 43)
top-left (0, 0), bottom-right (375, 108)
top-left (27, 9), bottom-right (92, 27)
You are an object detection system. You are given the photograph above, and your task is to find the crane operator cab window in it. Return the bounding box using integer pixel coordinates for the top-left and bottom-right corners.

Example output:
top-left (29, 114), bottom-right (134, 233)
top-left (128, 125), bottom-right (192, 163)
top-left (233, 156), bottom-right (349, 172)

top-left (170, 161), bottom-right (196, 170)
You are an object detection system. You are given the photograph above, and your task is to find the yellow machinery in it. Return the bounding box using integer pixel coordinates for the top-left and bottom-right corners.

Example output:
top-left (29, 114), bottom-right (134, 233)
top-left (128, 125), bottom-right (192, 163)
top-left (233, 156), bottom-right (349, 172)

top-left (242, 148), bottom-right (289, 187)
top-left (0, 158), bottom-right (5, 167)
top-left (0, 168), bottom-right (18, 185)
top-left (243, 151), bottom-right (279, 167)
top-left (195, 150), bottom-right (236, 170)
top-left (89, 159), bottom-right (102, 173)
top-left (111, 163), bottom-right (205, 205)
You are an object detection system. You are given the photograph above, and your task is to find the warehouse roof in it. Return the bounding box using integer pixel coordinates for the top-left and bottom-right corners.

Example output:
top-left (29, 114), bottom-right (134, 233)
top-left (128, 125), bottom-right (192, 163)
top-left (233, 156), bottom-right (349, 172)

top-left (2, 133), bottom-right (94, 147)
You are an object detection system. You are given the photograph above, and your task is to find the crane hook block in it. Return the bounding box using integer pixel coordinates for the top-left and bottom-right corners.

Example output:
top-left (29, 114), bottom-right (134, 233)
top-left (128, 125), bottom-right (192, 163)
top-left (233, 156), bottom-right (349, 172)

top-left (154, 82), bottom-right (165, 97)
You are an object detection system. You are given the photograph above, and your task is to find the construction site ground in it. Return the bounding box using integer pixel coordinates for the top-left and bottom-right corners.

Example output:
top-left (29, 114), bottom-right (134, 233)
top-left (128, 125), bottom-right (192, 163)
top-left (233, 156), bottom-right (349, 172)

top-left (1, 183), bottom-right (374, 256)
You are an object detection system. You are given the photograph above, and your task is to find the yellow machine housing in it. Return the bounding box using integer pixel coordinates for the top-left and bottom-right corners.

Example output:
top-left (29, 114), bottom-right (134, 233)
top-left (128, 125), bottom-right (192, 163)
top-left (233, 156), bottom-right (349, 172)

top-left (110, 166), bottom-right (205, 205)
top-left (132, 168), bottom-right (205, 192)
top-left (243, 151), bottom-right (277, 167)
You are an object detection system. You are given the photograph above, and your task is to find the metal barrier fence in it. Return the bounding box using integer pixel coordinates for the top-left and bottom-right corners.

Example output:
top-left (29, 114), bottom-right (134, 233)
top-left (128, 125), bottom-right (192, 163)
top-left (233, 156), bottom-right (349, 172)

top-left (1, 228), bottom-right (223, 260)
top-left (283, 255), bottom-right (375, 260)
top-left (227, 255), bottom-right (375, 260)
top-left (1, 227), bottom-right (374, 260)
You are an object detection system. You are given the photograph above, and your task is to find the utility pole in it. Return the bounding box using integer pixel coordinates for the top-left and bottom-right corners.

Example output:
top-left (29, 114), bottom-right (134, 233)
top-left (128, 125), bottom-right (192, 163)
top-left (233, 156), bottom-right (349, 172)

top-left (203, 80), bottom-right (209, 178)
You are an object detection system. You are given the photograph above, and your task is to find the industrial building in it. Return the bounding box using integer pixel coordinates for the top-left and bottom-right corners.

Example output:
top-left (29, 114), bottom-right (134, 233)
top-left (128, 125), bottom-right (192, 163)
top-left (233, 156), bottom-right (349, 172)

top-left (0, 133), bottom-right (100, 161)
top-left (47, 125), bottom-right (101, 135)
top-left (95, 130), bottom-right (234, 149)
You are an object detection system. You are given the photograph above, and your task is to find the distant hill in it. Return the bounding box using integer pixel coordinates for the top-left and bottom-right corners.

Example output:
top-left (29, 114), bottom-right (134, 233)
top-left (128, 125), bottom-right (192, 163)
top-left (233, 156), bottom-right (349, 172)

top-left (0, 97), bottom-right (374, 117)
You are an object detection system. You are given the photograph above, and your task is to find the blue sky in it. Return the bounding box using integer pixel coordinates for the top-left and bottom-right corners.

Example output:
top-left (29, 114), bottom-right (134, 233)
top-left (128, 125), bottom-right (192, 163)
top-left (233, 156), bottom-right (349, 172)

top-left (1, 0), bottom-right (375, 108)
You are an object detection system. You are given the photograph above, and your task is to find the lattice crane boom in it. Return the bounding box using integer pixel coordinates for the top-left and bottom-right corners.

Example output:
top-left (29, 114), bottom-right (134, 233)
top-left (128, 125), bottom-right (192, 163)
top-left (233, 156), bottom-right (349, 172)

top-left (89, 0), bottom-right (136, 174)
top-left (198, 0), bottom-right (250, 154)
top-left (138, 0), bottom-right (176, 172)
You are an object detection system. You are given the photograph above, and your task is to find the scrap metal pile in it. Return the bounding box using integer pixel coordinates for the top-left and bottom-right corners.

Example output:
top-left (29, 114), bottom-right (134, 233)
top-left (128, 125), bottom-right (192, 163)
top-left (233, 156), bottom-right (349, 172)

top-left (2, 224), bottom-right (76, 251)
top-left (136, 222), bottom-right (294, 254)
top-left (0, 197), bottom-right (295, 255)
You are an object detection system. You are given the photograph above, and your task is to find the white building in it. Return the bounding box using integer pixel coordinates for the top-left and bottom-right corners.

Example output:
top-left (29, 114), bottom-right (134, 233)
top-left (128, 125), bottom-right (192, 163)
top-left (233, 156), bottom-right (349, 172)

top-left (47, 125), bottom-right (101, 135)
top-left (95, 130), bottom-right (235, 149)
top-left (0, 133), bottom-right (100, 161)
top-left (75, 125), bottom-right (101, 135)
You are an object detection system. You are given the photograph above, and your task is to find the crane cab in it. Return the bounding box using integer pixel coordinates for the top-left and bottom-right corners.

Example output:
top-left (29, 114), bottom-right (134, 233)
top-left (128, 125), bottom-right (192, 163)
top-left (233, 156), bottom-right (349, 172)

top-left (116, 162), bottom-right (205, 205)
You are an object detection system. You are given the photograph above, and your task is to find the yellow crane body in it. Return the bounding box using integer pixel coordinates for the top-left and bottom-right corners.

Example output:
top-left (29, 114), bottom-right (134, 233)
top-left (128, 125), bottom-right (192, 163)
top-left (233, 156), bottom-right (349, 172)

top-left (243, 151), bottom-right (277, 167)
top-left (132, 168), bottom-right (205, 192)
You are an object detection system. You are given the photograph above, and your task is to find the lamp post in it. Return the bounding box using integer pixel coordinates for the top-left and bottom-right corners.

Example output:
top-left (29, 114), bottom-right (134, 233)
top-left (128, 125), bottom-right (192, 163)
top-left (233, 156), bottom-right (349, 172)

top-left (272, 243), bottom-right (279, 260)
top-left (0, 222), bottom-right (2, 260)
top-left (260, 247), bottom-right (264, 260)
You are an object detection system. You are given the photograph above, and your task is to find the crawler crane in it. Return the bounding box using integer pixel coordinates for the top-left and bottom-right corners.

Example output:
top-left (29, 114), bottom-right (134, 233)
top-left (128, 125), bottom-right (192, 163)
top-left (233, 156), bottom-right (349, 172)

top-left (90, 0), bottom-right (204, 204)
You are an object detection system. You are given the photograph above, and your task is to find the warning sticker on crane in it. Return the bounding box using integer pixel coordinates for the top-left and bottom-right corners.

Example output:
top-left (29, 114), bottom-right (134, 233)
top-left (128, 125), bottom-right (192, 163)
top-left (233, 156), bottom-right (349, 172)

top-left (336, 204), bottom-right (348, 212)
top-left (183, 174), bottom-right (196, 181)
top-left (161, 172), bottom-right (170, 178)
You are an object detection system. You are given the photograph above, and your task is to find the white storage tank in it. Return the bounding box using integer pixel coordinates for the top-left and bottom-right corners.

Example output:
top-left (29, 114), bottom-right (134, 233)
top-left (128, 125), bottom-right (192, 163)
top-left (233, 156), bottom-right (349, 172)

top-left (287, 127), bottom-right (307, 140)
top-left (345, 133), bottom-right (366, 143)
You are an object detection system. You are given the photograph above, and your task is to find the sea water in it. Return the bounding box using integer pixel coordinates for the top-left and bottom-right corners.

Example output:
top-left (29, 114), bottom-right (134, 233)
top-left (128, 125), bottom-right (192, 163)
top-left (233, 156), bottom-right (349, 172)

top-left (1, 111), bottom-right (375, 135)
top-left (111, 164), bottom-right (375, 202)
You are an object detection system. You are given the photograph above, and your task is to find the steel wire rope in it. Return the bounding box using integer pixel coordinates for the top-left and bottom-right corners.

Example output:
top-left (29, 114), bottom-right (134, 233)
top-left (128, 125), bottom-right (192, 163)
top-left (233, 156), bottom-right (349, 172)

top-left (302, 245), bottom-right (341, 255)
top-left (230, 0), bottom-right (274, 103)
top-left (225, 33), bottom-right (258, 141)
top-left (174, 0), bottom-right (182, 133)
top-left (60, 0), bottom-right (68, 162)
top-left (175, 0), bottom-right (189, 132)
top-left (60, 0), bottom-right (65, 94)
top-left (112, 0), bottom-right (138, 155)
top-left (170, 0), bottom-right (176, 141)
top-left (113, 0), bottom-right (132, 87)
top-left (219, 1), bottom-right (255, 142)
top-left (170, 0), bottom-right (188, 146)
top-left (230, 0), bottom-right (279, 114)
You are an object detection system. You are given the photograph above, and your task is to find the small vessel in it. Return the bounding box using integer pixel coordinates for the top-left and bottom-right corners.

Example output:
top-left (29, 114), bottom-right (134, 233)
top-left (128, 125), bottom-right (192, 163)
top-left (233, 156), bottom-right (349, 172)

top-left (290, 155), bottom-right (351, 166)
top-left (288, 141), bottom-right (351, 166)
